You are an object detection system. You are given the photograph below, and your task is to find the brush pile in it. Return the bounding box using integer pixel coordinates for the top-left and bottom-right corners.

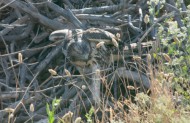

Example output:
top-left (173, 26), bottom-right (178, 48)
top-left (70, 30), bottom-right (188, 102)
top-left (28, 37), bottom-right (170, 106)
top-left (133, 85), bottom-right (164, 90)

top-left (0, 0), bottom-right (189, 122)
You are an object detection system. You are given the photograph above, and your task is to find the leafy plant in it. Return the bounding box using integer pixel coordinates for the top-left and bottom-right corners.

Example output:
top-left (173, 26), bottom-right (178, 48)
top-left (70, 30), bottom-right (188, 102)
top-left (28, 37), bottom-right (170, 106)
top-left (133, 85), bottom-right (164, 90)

top-left (46, 98), bottom-right (61, 123)
top-left (85, 107), bottom-right (95, 123)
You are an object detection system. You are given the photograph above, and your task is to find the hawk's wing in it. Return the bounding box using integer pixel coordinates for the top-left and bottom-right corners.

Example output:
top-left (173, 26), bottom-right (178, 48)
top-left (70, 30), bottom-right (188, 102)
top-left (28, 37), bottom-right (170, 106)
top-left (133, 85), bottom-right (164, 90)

top-left (82, 28), bottom-right (119, 47)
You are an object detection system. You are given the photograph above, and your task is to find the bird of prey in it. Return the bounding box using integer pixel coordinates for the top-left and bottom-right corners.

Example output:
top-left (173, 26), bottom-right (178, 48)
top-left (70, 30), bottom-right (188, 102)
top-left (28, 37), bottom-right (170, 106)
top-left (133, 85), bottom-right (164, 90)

top-left (49, 28), bottom-right (120, 105)
top-left (49, 28), bottom-right (120, 68)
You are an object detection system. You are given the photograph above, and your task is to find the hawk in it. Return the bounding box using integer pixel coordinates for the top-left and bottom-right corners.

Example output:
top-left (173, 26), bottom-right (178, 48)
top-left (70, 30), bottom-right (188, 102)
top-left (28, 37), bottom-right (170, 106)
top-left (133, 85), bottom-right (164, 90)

top-left (49, 28), bottom-right (119, 68)
top-left (49, 28), bottom-right (120, 105)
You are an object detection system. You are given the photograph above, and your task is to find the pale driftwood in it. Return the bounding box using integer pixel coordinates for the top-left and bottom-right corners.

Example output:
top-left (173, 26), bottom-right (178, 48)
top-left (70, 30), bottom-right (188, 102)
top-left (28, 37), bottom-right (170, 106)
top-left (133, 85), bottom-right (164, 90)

top-left (46, 2), bottom-right (86, 29)
top-left (0, 15), bottom-right (29, 36)
top-left (76, 14), bottom-right (125, 25)
top-left (72, 3), bottom-right (135, 14)
top-left (0, 21), bottom-right (34, 42)
top-left (2, 0), bottom-right (65, 30)
top-left (0, 93), bottom-right (18, 100)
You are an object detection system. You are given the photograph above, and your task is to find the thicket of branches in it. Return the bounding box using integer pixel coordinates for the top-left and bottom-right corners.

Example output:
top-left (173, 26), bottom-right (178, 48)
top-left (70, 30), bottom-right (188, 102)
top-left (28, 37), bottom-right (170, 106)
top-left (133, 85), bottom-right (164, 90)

top-left (0, 0), bottom-right (190, 123)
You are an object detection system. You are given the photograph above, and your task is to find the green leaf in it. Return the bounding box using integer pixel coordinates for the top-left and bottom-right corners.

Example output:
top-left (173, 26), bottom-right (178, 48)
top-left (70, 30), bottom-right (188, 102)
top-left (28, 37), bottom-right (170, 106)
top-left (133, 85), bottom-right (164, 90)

top-left (153, 53), bottom-right (157, 59)
top-left (46, 103), bottom-right (50, 115)
top-left (182, 66), bottom-right (188, 73)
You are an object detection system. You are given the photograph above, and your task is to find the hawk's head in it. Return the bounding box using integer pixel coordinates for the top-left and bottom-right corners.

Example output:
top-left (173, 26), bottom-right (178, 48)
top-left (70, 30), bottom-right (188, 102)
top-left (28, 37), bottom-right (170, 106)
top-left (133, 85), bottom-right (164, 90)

top-left (49, 29), bottom-right (91, 66)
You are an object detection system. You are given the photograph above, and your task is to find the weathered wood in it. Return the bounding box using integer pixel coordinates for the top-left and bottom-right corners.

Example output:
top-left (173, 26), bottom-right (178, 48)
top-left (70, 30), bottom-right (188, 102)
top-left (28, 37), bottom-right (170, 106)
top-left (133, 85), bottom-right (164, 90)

top-left (2, 0), bottom-right (65, 30)
top-left (1, 0), bottom-right (186, 122)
